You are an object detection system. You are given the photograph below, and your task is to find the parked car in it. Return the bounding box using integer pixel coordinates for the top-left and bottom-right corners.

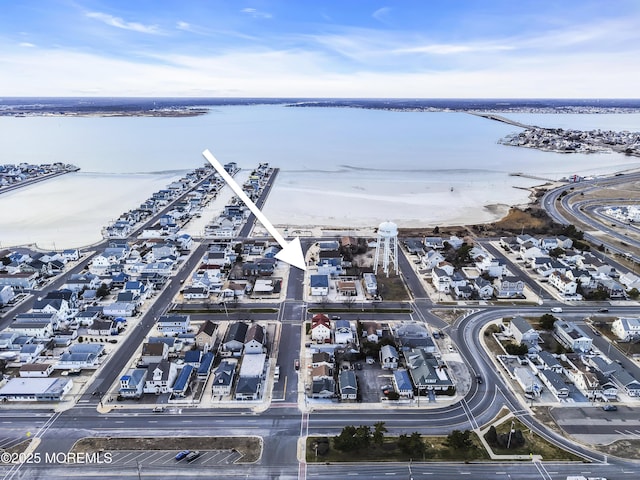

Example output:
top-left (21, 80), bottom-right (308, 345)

top-left (294, 359), bottom-right (300, 371)
top-left (185, 451), bottom-right (201, 463)
top-left (175, 450), bottom-right (190, 461)
top-left (602, 404), bottom-right (618, 411)
top-left (330, 315), bottom-right (341, 320)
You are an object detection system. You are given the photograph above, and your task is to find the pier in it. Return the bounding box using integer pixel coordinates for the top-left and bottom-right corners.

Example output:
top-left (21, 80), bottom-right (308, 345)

top-left (470, 112), bottom-right (536, 129)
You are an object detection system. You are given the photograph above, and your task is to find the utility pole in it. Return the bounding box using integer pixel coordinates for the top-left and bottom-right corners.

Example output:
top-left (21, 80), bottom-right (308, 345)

top-left (507, 419), bottom-right (515, 449)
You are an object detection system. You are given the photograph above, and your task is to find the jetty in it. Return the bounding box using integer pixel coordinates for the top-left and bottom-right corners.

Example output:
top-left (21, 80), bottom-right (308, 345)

top-left (469, 112), bottom-right (536, 129)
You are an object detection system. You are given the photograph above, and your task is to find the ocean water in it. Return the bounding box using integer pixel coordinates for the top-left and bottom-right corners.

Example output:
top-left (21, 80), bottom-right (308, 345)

top-left (1, 105), bottom-right (639, 249)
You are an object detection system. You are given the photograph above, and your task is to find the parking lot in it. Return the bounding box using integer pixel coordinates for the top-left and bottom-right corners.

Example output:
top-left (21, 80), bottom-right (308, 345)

top-left (108, 449), bottom-right (243, 468)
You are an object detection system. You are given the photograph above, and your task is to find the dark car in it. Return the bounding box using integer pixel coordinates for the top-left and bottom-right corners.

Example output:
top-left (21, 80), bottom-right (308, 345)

top-left (476, 375), bottom-right (483, 384)
top-left (175, 450), bottom-right (190, 461)
top-left (598, 308), bottom-right (609, 313)
top-left (602, 404), bottom-right (618, 411)
top-left (186, 450), bottom-right (201, 463)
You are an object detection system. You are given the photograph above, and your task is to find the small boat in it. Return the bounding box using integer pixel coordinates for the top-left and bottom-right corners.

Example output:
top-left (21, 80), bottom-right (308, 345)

top-left (450, 186), bottom-right (454, 192)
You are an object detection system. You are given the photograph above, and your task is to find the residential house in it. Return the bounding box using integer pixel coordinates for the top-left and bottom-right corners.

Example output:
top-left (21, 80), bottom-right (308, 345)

top-left (392, 369), bottom-right (414, 398)
top-left (119, 369), bottom-right (147, 399)
top-left (235, 353), bottom-right (266, 400)
top-left (172, 365), bottom-right (194, 397)
top-left (554, 320), bottom-right (593, 352)
top-left (310, 275), bottom-right (329, 296)
top-left (183, 286), bottom-right (210, 300)
top-left (0, 285), bottom-right (15, 306)
top-left (363, 322), bottom-right (380, 343)
top-left (538, 369), bottom-right (570, 399)
top-left (421, 250), bottom-right (445, 270)
top-left (336, 280), bottom-right (357, 297)
top-left (222, 322), bottom-right (248, 356)
top-left (431, 267), bottom-right (451, 293)
top-left (311, 378), bottom-right (336, 399)
top-left (495, 277), bottom-right (525, 298)
top-left (611, 368), bottom-right (640, 397)
top-left (140, 342), bottom-right (169, 366)
top-left (57, 351), bottom-right (99, 370)
top-left (597, 278), bottom-right (625, 299)
top-left (19, 343), bottom-right (45, 363)
top-left (195, 320), bottom-right (218, 351)
top-left (19, 363), bottom-right (54, 378)
top-left (87, 319), bottom-right (117, 336)
top-left (211, 359), bottom-right (237, 396)
top-left (63, 273), bottom-right (100, 292)
top-left (403, 238), bottom-right (425, 255)
top-left (509, 316), bottom-right (540, 345)
top-left (311, 314), bottom-right (331, 343)
top-left (611, 317), bottom-right (640, 342)
top-left (549, 271), bottom-right (578, 296)
top-left (395, 323), bottom-right (436, 352)
top-left (244, 323), bottom-right (265, 355)
top-left (536, 350), bottom-right (563, 373)
top-left (334, 320), bottom-right (354, 345)
top-left (317, 250), bottom-right (343, 276)
top-left (157, 314), bottom-right (191, 335)
top-left (424, 237), bottom-right (444, 249)
top-left (380, 344), bottom-right (399, 370)
top-left (7, 318), bottom-right (54, 339)
top-left (0, 272), bottom-right (39, 290)
top-left (144, 360), bottom-right (178, 394)
top-left (473, 277), bottom-right (494, 300)
top-left (403, 349), bottom-right (454, 393)
top-left (311, 364), bottom-right (333, 381)
top-left (339, 370), bottom-right (358, 400)
top-left (476, 255), bottom-right (505, 278)
top-left (197, 352), bottom-right (215, 381)
top-left (103, 302), bottom-right (136, 318)
top-left (311, 352), bottom-right (334, 368)
top-left (362, 273), bottom-right (378, 296)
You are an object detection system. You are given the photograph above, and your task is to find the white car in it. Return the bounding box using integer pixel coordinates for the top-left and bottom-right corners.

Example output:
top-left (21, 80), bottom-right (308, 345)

top-left (551, 307), bottom-right (563, 313)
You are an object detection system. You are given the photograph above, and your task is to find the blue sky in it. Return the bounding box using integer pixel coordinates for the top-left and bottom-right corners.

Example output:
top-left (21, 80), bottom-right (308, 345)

top-left (1, 0), bottom-right (640, 97)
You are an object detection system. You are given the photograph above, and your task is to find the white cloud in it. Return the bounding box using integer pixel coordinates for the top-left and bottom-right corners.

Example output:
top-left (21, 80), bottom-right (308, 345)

top-left (176, 21), bottom-right (191, 31)
top-left (372, 7), bottom-right (391, 22)
top-left (395, 43), bottom-right (515, 55)
top-left (18, 42), bottom-right (36, 48)
top-left (241, 8), bottom-right (272, 19)
top-left (85, 11), bottom-right (161, 34)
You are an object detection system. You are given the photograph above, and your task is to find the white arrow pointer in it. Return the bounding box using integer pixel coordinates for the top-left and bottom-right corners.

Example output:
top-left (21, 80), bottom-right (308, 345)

top-left (202, 149), bottom-right (307, 271)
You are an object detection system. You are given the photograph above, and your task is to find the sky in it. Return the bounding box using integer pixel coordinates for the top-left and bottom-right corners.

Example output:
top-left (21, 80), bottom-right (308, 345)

top-left (1, 0), bottom-right (640, 98)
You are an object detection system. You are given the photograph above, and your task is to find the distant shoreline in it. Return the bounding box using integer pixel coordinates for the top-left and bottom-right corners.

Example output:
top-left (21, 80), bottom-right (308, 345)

top-left (3, 98), bottom-right (640, 117)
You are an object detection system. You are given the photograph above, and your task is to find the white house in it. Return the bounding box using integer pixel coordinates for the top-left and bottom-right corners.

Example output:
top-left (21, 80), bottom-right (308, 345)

top-left (144, 360), bottom-right (178, 394)
top-left (0, 285), bottom-right (15, 306)
top-left (431, 267), bottom-right (451, 293)
top-left (611, 317), bottom-right (640, 342)
top-left (311, 314), bottom-right (331, 343)
top-left (509, 316), bottom-right (539, 345)
top-left (244, 324), bottom-right (265, 355)
top-left (380, 345), bottom-right (399, 370)
top-left (310, 274), bottom-right (330, 296)
top-left (549, 271), bottom-right (578, 296)
top-left (157, 314), bottom-right (191, 335)
top-left (334, 320), bottom-right (354, 345)
top-left (554, 320), bottom-right (592, 352)
top-left (495, 277), bottom-right (525, 298)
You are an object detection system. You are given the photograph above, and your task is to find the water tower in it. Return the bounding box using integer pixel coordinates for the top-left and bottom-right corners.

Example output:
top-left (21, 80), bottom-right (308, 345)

top-left (374, 221), bottom-right (398, 277)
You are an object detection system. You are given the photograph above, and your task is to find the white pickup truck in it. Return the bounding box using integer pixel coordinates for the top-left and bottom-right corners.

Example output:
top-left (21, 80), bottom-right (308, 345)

top-left (566, 476), bottom-right (607, 480)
